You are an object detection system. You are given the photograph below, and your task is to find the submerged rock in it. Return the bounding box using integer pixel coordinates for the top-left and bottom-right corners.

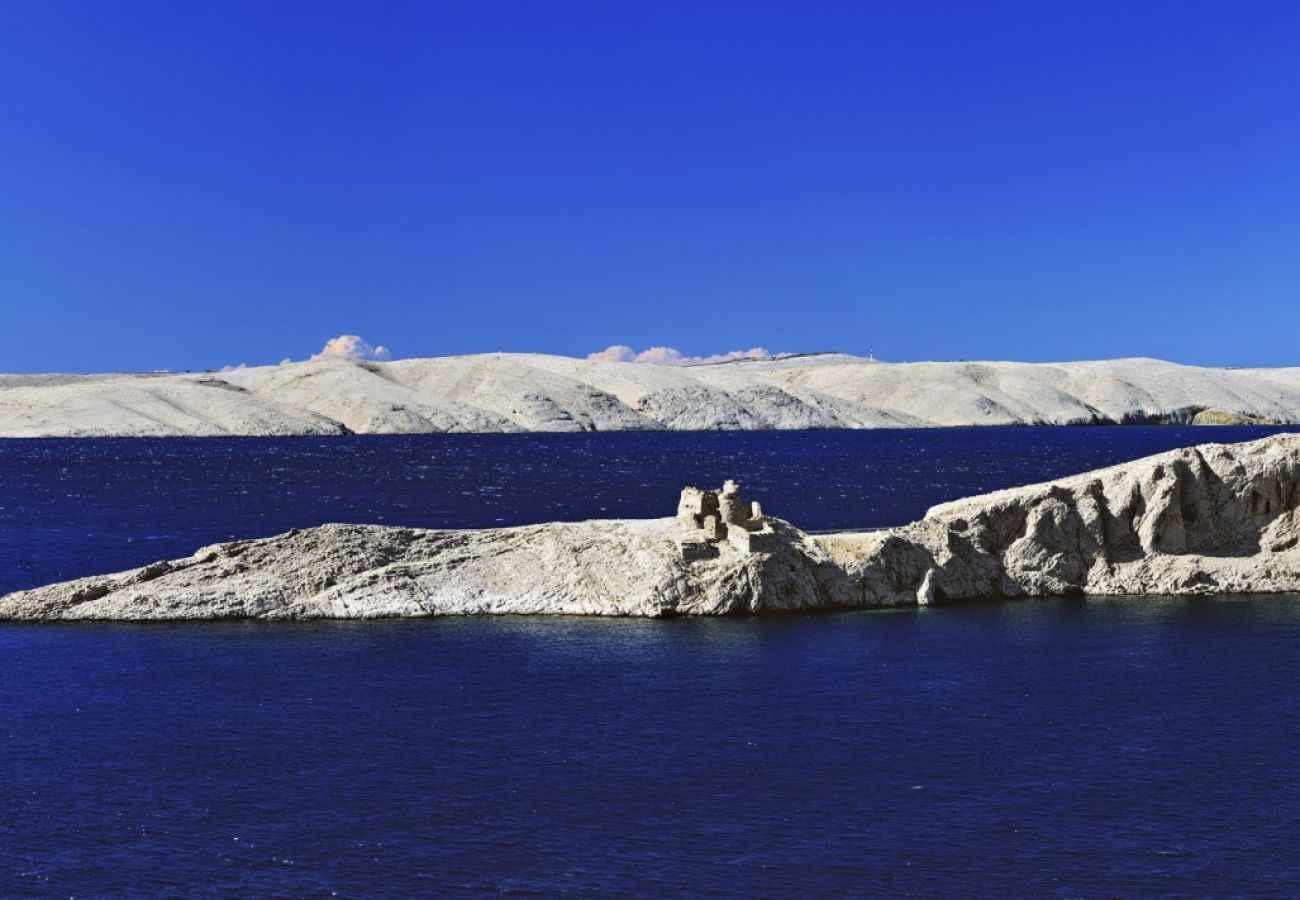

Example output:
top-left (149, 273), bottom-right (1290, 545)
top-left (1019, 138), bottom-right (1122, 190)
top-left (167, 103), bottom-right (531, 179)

top-left (4, 435), bottom-right (1300, 620)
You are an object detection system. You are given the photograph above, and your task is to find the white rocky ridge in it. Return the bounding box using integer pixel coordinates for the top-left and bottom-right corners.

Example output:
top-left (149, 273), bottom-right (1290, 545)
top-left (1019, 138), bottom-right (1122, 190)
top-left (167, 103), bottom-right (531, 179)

top-left (3, 353), bottom-right (1300, 437)
top-left (4, 434), bottom-right (1299, 620)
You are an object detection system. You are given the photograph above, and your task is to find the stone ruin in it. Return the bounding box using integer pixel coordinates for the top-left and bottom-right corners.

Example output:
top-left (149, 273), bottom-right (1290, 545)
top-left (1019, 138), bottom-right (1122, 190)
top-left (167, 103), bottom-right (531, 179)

top-left (675, 480), bottom-right (776, 560)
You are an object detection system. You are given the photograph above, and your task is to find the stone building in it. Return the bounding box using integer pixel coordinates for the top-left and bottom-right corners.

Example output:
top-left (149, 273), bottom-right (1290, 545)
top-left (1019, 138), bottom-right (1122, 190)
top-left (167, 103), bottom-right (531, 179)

top-left (676, 480), bottom-right (772, 559)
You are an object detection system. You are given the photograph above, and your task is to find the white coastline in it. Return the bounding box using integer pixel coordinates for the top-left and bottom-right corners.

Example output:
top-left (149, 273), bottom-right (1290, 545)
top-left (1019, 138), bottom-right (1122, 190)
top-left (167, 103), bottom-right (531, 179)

top-left (3, 352), bottom-right (1299, 437)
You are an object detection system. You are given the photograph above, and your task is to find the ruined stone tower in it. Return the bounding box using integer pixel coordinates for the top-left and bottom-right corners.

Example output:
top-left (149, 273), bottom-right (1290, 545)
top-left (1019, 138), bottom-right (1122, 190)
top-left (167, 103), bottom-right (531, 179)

top-left (676, 480), bottom-right (772, 559)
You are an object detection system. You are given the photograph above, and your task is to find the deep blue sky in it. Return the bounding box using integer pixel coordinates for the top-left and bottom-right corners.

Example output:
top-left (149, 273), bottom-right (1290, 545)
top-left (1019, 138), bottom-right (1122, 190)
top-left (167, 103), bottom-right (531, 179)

top-left (1, 1), bottom-right (1297, 372)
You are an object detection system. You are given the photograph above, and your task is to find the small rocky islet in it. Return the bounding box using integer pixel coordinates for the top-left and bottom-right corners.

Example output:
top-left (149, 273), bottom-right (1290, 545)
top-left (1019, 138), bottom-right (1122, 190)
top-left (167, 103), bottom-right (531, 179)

top-left (4, 433), bottom-right (1299, 621)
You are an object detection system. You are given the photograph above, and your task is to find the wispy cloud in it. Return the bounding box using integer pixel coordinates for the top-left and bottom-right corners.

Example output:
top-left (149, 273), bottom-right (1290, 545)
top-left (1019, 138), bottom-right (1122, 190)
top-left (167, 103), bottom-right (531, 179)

top-left (586, 345), bottom-right (781, 366)
top-left (309, 334), bottom-right (392, 362)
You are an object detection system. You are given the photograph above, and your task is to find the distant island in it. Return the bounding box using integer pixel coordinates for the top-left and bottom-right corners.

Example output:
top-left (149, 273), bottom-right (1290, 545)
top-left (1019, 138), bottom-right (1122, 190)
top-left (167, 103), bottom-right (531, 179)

top-left (1, 352), bottom-right (1297, 437)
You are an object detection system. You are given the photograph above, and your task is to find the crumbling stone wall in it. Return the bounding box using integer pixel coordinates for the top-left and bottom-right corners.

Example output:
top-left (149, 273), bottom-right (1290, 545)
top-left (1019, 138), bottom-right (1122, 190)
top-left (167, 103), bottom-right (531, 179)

top-left (677, 480), bottom-right (770, 559)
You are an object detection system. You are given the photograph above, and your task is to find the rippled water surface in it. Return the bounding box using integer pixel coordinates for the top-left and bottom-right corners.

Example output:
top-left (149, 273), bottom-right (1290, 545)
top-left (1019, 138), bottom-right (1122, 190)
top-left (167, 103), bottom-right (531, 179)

top-left (5, 602), bottom-right (1300, 896)
top-left (2, 427), bottom-right (1300, 895)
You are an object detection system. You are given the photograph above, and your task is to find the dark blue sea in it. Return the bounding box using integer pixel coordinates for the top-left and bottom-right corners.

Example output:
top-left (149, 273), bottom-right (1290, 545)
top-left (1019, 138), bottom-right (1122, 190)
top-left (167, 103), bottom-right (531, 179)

top-left (3, 427), bottom-right (1300, 896)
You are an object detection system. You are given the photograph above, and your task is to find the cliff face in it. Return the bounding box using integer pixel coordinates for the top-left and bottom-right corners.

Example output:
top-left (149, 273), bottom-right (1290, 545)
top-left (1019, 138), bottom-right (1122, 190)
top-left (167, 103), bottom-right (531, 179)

top-left (819, 433), bottom-right (1300, 606)
top-left (4, 353), bottom-right (1300, 436)
top-left (3, 435), bottom-right (1299, 621)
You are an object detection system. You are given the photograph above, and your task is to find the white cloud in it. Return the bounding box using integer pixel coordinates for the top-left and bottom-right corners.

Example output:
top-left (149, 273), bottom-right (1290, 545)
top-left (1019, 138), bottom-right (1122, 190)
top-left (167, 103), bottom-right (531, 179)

top-left (309, 334), bottom-right (392, 362)
top-left (586, 345), bottom-right (781, 366)
top-left (586, 345), bottom-right (637, 363)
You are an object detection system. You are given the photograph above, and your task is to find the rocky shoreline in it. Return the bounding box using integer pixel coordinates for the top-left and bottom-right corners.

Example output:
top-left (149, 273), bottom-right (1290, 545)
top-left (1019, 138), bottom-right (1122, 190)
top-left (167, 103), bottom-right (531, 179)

top-left (3, 434), bottom-right (1299, 621)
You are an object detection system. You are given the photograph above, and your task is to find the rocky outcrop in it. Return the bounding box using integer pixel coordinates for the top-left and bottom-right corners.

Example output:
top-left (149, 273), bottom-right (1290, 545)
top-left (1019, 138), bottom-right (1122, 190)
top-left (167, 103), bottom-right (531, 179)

top-left (0, 516), bottom-right (842, 620)
top-left (820, 432), bottom-right (1300, 605)
top-left (3, 435), bottom-right (1300, 620)
top-left (4, 353), bottom-right (1300, 436)
top-left (1190, 409), bottom-right (1280, 426)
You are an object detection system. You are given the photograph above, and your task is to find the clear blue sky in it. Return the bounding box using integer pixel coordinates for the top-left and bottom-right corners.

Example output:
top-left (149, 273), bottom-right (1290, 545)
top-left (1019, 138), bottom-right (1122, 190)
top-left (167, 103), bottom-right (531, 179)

top-left (1, 0), bottom-right (1297, 372)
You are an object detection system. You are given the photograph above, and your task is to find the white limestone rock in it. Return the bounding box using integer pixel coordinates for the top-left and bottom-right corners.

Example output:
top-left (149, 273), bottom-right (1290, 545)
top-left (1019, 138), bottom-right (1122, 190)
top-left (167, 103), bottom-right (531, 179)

top-left (820, 432), bottom-right (1300, 604)
top-left (0, 518), bottom-right (841, 621)
top-left (4, 434), bottom-right (1300, 620)
top-left (4, 353), bottom-right (1300, 436)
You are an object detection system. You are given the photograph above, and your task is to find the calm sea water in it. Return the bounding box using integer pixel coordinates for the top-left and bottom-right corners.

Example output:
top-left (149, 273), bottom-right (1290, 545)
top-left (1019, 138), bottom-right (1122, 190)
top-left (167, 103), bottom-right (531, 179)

top-left (3, 427), bottom-right (1300, 895)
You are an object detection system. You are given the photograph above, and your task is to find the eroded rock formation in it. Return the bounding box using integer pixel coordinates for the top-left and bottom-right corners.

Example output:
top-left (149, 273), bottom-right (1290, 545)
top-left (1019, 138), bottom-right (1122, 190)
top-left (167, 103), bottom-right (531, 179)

top-left (820, 432), bottom-right (1300, 605)
top-left (3, 435), bottom-right (1300, 620)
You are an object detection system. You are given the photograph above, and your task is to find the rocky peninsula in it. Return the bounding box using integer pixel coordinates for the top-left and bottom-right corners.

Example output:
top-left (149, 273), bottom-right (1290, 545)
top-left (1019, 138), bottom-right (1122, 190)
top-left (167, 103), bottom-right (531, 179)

top-left (3, 353), bottom-right (1300, 437)
top-left (4, 434), bottom-right (1299, 621)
